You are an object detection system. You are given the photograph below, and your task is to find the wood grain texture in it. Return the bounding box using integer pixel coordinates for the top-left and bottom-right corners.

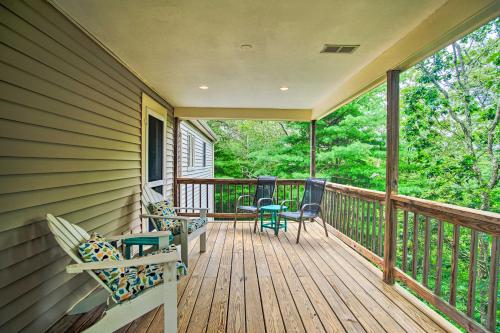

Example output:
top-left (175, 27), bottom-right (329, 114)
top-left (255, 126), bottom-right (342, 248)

top-left (52, 222), bottom-right (458, 333)
top-left (383, 70), bottom-right (400, 284)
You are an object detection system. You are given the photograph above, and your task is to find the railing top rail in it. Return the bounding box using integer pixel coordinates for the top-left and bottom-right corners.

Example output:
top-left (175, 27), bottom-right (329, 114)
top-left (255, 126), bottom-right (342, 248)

top-left (325, 181), bottom-right (499, 235)
top-left (176, 177), bottom-right (305, 185)
top-left (393, 194), bottom-right (500, 235)
top-left (325, 182), bottom-right (385, 202)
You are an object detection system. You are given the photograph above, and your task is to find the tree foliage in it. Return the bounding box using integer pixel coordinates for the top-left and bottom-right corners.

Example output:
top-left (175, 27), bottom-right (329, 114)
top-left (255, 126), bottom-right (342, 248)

top-left (207, 19), bottom-right (499, 329)
top-left (208, 18), bottom-right (499, 213)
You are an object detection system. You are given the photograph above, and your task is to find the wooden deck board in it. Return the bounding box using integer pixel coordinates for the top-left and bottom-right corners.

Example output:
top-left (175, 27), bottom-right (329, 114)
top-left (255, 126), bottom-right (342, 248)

top-left (304, 223), bottom-right (447, 333)
top-left (52, 221), bottom-right (453, 333)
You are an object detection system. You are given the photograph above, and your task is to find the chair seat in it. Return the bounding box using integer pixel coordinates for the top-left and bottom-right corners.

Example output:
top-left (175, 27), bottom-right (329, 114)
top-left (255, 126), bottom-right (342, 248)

top-left (237, 205), bottom-right (258, 213)
top-left (170, 217), bottom-right (208, 236)
top-left (109, 248), bottom-right (187, 303)
top-left (279, 211), bottom-right (318, 220)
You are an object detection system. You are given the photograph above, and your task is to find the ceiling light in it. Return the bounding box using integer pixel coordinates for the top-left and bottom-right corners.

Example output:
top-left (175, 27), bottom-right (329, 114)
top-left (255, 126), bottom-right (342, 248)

top-left (280, 86), bottom-right (289, 91)
top-left (199, 85), bottom-right (208, 90)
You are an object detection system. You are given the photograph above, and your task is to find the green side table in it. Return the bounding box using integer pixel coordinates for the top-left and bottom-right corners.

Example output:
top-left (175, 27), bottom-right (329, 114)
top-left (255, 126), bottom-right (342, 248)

top-left (259, 204), bottom-right (287, 236)
top-left (122, 234), bottom-right (173, 259)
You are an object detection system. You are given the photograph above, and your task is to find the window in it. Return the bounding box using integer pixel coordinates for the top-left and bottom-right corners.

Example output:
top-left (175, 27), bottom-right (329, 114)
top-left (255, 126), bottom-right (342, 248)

top-left (147, 113), bottom-right (164, 194)
top-left (187, 134), bottom-right (195, 167)
top-left (202, 142), bottom-right (207, 167)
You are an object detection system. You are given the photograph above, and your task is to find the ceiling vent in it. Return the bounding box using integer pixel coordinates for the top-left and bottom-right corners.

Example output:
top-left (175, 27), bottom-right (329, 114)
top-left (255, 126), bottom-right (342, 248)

top-left (321, 44), bottom-right (359, 54)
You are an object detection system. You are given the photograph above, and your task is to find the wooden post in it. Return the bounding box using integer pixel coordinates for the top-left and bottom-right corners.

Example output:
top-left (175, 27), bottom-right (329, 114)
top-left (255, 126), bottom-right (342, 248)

top-left (173, 117), bottom-right (179, 206)
top-left (310, 120), bottom-right (316, 177)
top-left (383, 70), bottom-right (400, 284)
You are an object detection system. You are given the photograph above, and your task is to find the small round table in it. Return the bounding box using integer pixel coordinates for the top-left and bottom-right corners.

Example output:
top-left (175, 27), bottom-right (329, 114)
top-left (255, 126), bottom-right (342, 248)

top-left (259, 204), bottom-right (287, 236)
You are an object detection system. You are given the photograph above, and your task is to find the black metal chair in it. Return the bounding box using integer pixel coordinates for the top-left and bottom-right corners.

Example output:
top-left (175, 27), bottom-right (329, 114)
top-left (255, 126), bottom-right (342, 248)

top-left (278, 178), bottom-right (328, 243)
top-left (234, 176), bottom-right (277, 232)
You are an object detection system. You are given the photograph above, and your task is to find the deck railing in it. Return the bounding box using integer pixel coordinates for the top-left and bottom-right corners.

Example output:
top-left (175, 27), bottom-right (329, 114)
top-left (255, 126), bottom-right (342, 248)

top-left (175, 177), bottom-right (499, 332)
top-left (175, 178), bottom-right (305, 219)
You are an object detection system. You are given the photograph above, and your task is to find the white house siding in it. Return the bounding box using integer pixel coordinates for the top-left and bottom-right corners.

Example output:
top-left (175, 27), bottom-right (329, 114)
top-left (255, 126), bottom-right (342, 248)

top-left (178, 121), bottom-right (214, 214)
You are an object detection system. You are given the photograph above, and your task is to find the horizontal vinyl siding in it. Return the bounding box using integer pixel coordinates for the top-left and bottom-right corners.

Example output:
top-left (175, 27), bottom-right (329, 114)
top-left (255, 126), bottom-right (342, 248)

top-left (0, 0), bottom-right (174, 332)
top-left (179, 122), bottom-right (214, 212)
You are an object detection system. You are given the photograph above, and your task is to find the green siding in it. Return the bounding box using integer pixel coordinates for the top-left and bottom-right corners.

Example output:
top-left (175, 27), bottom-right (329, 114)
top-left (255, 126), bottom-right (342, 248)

top-left (0, 0), bottom-right (174, 331)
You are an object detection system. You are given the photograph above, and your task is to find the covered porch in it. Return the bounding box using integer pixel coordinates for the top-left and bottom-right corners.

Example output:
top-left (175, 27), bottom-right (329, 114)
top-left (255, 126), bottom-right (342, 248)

top-left (1, 0), bottom-right (500, 332)
top-left (51, 221), bottom-right (453, 333)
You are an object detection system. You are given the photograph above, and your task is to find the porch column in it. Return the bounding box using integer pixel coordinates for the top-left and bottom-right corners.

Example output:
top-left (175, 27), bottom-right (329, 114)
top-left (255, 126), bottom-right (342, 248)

top-left (173, 117), bottom-right (179, 206)
top-left (310, 120), bottom-right (316, 177)
top-left (383, 70), bottom-right (400, 284)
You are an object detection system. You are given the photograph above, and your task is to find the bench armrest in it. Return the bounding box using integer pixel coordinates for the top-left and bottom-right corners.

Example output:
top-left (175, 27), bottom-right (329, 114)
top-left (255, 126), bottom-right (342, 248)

top-left (140, 214), bottom-right (194, 221)
top-left (105, 231), bottom-right (171, 241)
top-left (173, 207), bottom-right (208, 211)
top-left (66, 251), bottom-right (178, 274)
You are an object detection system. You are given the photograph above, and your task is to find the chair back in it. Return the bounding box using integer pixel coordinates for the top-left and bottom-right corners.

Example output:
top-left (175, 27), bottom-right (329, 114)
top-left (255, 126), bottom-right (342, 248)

top-left (300, 178), bottom-right (327, 216)
top-left (253, 176), bottom-right (277, 207)
top-left (143, 185), bottom-right (165, 206)
top-left (142, 185), bottom-right (168, 231)
top-left (46, 214), bottom-right (113, 293)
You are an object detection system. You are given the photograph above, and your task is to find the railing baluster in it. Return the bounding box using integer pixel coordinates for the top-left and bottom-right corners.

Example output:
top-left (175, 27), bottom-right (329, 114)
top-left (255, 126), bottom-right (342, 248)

top-left (449, 224), bottom-right (460, 306)
top-left (296, 185), bottom-right (300, 211)
top-left (355, 197), bottom-right (359, 242)
top-left (378, 202), bottom-right (383, 256)
top-left (466, 230), bottom-right (478, 317)
top-left (206, 184), bottom-right (209, 211)
top-left (343, 195), bottom-right (348, 234)
top-left (184, 183), bottom-right (188, 208)
top-left (365, 201), bottom-right (371, 248)
top-left (402, 210), bottom-right (408, 272)
top-left (412, 213), bottom-right (419, 279)
top-left (331, 192), bottom-right (335, 227)
top-left (191, 184), bottom-right (195, 211)
top-left (487, 236), bottom-right (499, 331)
top-left (422, 216), bottom-right (430, 287)
top-left (361, 200), bottom-right (365, 244)
top-left (371, 201), bottom-right (376, 251)
top-left (346, 196), bottom-right (352, 237)
top-left (199, 183), bottom-right (202, 208)
top-left (336, 193), bottom-right (341, 230)
top-left (341, 194), bottom-right (345, 232)
top-left (220, 184), bottom-right (224, 213)
top-left (435, 220), bottom-right (444, 296)
top-left (226, 183), bottom-right (231, 213)
top-left (353, 197), bottom-right (357, 238)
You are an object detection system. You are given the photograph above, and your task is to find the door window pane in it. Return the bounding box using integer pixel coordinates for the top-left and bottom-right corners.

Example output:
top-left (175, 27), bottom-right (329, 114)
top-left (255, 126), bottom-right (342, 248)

top-left (148, 115), bottom-right (164, 182)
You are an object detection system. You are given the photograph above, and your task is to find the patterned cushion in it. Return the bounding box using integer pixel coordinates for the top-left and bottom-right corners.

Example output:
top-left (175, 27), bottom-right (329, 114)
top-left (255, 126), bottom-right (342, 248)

top-left (169, 217), bottom-right (208, 236)
top-left (148, 199), bottom-right (176, 231)
top-left (78, 233), bottom-right (125, 286)
top-left (149, 200), bottom-right (207, 236)
top-left (108, 246), bottom-right (187, 303)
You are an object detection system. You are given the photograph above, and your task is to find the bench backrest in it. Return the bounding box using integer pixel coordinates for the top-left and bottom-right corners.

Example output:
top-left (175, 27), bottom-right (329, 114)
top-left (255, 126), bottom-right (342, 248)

top-left (46, 214), bottom-right (112, 293)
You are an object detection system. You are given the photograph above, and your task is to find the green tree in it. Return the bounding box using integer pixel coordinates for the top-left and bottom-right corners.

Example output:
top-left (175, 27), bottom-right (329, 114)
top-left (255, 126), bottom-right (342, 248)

top-left (400, 19), bottom-right (499, 325)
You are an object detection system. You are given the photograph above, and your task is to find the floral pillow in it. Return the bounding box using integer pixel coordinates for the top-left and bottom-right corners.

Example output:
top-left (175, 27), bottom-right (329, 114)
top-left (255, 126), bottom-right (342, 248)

top-left (148, 199), bottom-right (176, 231)
top-left (78, 233), bottom-right (125, 286)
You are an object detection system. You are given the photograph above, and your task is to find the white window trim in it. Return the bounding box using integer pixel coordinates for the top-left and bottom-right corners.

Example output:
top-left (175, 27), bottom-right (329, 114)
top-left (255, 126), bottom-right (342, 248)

top-left (187, 133), bottom-right (195, 169)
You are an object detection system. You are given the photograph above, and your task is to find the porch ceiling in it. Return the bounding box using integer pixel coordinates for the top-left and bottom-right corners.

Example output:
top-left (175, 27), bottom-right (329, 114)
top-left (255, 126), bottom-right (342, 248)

top-left (51, 0), bottom-right (499, 120)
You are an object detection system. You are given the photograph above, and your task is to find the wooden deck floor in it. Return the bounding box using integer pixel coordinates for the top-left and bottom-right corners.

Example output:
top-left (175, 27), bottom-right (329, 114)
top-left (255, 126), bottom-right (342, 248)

top-left (52, 221), bottom-right (452, 333)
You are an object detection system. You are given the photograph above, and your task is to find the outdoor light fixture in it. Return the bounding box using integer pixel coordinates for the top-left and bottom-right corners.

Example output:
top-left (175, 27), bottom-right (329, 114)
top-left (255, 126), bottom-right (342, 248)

top-left (199, 85), bottom-right (208, 90)
top-left (280, 86), bottom-right (289, 91)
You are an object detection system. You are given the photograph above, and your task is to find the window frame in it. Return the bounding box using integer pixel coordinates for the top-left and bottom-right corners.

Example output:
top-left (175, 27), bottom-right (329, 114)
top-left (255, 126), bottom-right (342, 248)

top-left (145, 107), bottom-right (166, 193)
